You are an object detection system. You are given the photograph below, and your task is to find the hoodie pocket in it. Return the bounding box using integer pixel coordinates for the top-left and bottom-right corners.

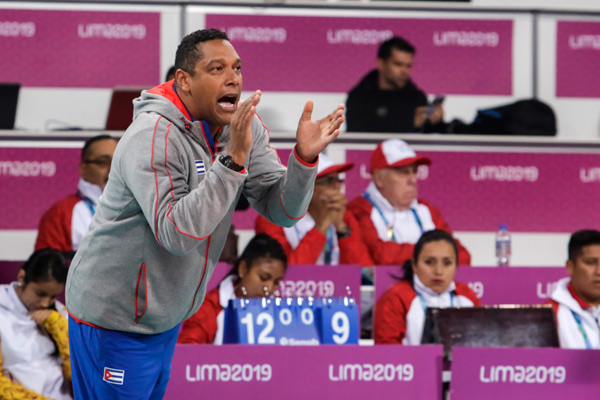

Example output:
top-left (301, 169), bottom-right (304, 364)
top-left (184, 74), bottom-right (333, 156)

top-left (135, 263), bottom-right (147, 323)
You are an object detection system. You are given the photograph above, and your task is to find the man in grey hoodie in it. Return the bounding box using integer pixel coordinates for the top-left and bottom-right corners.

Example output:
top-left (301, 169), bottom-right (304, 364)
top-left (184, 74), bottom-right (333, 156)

top-left (66, 28), bottom-right (345, 398)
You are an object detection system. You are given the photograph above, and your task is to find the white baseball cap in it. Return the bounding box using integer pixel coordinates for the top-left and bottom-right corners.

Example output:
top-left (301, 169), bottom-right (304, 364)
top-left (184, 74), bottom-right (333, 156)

top-left (370, 139), bottom-right (432, 172)
top-left (317, 153), bottom-right (354, 178)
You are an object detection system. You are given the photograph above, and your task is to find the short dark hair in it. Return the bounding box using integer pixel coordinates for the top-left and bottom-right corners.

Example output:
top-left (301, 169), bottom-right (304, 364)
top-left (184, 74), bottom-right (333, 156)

top-left (20, 248), bottom-right (69, 285)
top-left (81, 135), bottom-right (115, 161)
top-left (401, 229), bottom-right (458, 285)
top-left (165, 65), bottom-right (176, 82)
top-left (226, 233), bottom-right (287, 279)
top-left (175, 29), bottom-right (229, 76)
top-left (378, 36), bottom-right (416, 60)
top-left (568, 229), bottom-right (600, 261)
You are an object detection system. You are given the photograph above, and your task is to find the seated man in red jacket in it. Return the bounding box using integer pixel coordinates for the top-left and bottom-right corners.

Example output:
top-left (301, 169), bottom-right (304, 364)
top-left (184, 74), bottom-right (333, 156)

top-left (548, 229), bottom-right (600, 349)
top-left (35, 135), bottom-right (118, 256)
top-left (348, 138), bottom-right (470, 266)
top-left (256, 153), bottom-right (373, 266)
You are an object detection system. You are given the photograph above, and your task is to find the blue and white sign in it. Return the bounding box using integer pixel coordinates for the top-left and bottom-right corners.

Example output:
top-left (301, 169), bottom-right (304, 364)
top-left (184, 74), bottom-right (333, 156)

top-left (223, 297), bottom-right (359, 345)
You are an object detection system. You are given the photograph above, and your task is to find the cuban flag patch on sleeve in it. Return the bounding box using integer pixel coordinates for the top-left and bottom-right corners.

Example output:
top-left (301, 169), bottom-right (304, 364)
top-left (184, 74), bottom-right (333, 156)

top-left (103, 367), bottom-right (125, 385)
top-left (195, 160), bottom-right (206, 175)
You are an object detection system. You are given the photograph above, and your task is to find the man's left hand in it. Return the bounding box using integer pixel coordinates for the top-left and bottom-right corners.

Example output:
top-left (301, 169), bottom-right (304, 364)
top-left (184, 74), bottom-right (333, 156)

top-left (295, 102), bottom-right (345, 163)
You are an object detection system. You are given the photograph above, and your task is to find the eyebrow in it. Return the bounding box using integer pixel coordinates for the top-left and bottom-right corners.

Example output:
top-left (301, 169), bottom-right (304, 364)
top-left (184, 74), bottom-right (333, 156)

top-left (205, 58), bottom-right (242, 66)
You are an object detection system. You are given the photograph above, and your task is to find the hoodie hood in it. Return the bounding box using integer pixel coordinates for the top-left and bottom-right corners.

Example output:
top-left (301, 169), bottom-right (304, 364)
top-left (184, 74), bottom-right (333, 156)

top-left (551, 277), bottom-right (586, 313)
top-left (0, 283), bottom-right (27, 315)
top-left (133, 82), bottom-right (229, 157)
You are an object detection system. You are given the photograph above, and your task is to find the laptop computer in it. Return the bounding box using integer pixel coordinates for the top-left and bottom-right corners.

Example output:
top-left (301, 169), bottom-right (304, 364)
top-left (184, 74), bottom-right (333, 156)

top-left (422, 305), bottom-right (559, 360)
top-left (105, 87), bottom-right (147, 131)
top-left (0, 83), bottom-right (20, 129)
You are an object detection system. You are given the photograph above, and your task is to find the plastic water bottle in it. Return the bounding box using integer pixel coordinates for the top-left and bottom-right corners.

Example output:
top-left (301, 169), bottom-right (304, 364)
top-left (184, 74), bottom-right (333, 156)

top-left (495, 224), bottom-right (511, 267)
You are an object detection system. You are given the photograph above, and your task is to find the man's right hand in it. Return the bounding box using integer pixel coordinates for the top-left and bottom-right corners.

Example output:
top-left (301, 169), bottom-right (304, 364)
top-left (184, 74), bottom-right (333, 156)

top-left (326, 191), bottom-right (348, 231)
top-left (228, 90), bottom-right (261, 165)
top-left (310, 193), bottom-right (334, 235)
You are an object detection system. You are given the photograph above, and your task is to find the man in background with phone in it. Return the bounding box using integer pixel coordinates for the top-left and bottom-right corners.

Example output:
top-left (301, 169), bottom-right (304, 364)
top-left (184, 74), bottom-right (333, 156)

top-left (345, 36), bottom-right (446, 133)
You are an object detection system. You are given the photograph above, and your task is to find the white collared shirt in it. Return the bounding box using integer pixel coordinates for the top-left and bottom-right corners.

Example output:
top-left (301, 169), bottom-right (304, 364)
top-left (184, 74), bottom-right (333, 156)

top-left (364, 182), bottom-right (436, 244)
top-left (71, 178), bottom-right (103, 250)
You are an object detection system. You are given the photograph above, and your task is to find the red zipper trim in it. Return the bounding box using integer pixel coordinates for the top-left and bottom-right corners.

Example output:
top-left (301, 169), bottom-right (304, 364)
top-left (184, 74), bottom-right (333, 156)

top-left (189, 236), bottom-right (211, 311)
top-left (135, 263), bottom-right (148, 323)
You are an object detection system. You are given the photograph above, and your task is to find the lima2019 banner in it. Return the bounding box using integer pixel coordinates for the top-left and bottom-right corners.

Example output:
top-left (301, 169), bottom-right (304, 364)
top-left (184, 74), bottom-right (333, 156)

top-left (1, 146), bottom-right (599, 232)
top-left (556, 20), bottom-right (600, 98)
top-left (205, 14), bottom-right (513, 96)
top-left (230, 148), bottom-right (600, 233)
top-left (0, 9), bottom-right (160, 88)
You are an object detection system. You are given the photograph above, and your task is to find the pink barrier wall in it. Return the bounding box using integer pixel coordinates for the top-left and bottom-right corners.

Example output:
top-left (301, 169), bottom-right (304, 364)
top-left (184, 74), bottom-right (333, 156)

top-left (207, 263), bottom-right (361, 299)
top-left (345, 149), bottom-right (600, 232)
top-left (0, 9), bottom-right (160, 88)
top-left (451, 347), bottom-right (600, 399)
top-left (166, 344), bottom-right (443, 399)
top-left (556, 21), bottom-right (600, 98)
top-left (3, 145), bottom-right (597, 233)
top-left (375, 266), bottom-right (568, 305)
top-left (207, 14), bottom-right (512, 95)
top-left (0, 147), bottom-right (80, 230)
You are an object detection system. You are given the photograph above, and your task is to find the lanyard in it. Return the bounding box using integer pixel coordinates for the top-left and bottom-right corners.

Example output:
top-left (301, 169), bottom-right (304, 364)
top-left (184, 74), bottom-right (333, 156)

top-left (363, 193), bottom-right (424, 240)
top-left (363, 193), bottom-right (396, 241)
top-left (417, 290), bottom-right (454, 314)
top-left (323, 226), bottom-right (335, 265)
top-left (172, 83), bottom-right (216, 154)
top-left (410, 208), bottom-right (425, 234)
top-left (77, 192), bottom-right (95, 217)
top-left (570, 310), bottom-right (592, 349)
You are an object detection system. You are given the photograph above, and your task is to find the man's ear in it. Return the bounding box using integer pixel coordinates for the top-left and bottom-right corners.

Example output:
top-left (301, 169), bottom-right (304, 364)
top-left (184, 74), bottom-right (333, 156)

top-left (175, 69), bottom-right (191, 93)
top-left (566, 259), bottom-right (575, 277)
top-left (372, 169), bottom-right (384, 190)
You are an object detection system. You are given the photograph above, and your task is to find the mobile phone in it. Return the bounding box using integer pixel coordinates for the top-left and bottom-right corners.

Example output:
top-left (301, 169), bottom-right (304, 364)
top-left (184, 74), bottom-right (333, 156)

top-left (426, 96), bottom-right (445, 116)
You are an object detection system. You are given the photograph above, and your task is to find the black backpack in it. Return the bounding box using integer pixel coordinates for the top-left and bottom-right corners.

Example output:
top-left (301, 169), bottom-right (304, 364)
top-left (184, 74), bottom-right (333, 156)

top-left (468, 99), bottom-right (557, 136)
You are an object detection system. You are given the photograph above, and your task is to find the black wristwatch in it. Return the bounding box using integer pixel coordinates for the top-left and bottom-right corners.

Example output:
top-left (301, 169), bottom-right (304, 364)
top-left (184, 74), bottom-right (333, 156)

top-left (219, 155), bottom-right (244, 172)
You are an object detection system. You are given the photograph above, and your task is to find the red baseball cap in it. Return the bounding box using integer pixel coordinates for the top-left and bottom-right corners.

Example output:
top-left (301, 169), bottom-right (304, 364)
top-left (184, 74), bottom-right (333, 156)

top-left (317, 153), bottom-right (354, 178)
top-left (370, 139), bottom-right (432, 172)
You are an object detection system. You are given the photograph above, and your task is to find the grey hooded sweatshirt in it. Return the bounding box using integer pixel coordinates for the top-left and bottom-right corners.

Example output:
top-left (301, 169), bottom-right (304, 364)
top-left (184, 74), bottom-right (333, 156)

top-left (66, 82), bottom-right (317, 334)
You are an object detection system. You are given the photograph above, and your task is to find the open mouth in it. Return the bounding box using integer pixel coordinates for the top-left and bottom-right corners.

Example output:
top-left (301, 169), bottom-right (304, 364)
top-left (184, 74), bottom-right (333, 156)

top-left (217, 94), bottom-right (238, 112)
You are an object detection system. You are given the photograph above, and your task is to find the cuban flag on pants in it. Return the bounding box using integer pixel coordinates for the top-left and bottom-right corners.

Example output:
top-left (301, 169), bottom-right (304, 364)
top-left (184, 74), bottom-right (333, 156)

top-left (103, 367), bottom-right (125, 385)
top-left (195, 160), bottom-right (206, 175)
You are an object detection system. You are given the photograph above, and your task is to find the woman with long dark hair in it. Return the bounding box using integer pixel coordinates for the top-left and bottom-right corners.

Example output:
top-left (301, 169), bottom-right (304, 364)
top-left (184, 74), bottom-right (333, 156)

top-left (0, 248), bottom-right (71, 399)
top-left (374, 230), bottom-right (480, 344)
top-left (178, 234), bottom-right (287, 344)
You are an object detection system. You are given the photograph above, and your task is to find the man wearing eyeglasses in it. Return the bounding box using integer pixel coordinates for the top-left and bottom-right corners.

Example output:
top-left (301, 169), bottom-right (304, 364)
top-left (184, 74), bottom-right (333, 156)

top-left (35, 135), bottom-right (118, 256)
top-left (348, 138), bottom-right (470, 266)
top-left (256, 153), bottom-right (373, 266)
